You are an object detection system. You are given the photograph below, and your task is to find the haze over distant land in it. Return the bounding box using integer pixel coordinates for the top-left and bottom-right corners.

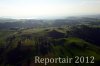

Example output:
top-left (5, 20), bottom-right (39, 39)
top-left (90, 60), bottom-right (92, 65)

top-left (0, 0), bottom-right (100, 19)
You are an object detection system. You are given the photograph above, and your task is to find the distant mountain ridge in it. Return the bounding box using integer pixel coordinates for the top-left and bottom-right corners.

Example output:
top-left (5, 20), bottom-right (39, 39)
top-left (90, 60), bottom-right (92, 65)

top-left (0, 15), bottom-right (100, 29)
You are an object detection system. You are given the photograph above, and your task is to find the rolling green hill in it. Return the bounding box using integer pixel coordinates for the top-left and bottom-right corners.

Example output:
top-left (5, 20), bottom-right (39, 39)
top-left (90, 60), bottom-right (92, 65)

top-left (0, 26), bottom-right (100, 66)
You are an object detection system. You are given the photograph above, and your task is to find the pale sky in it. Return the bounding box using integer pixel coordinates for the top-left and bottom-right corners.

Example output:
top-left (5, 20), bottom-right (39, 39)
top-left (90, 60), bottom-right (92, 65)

top-left (0, 0), bottom-right (100, 19)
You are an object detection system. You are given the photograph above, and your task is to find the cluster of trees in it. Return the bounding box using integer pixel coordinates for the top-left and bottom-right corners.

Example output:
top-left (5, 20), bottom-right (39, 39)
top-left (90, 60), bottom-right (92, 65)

top-left (68, 25), bottom-right (100, 46)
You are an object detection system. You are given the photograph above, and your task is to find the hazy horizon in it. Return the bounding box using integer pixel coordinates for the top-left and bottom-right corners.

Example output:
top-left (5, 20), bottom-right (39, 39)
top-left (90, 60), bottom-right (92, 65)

top-left (0, 0), bottom-right (100, 19)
